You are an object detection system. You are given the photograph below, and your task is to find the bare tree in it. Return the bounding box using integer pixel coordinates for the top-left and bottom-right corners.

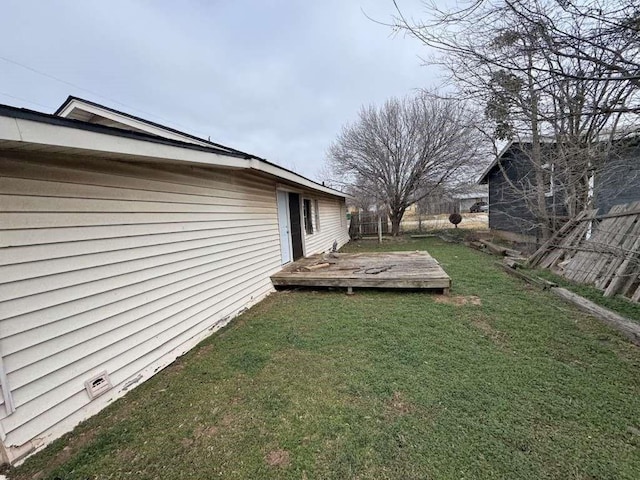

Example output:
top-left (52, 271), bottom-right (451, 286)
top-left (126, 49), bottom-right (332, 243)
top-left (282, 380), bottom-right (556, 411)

top-left (390, 0), bottom-right (640, 88)
top-left (390, 0), bottom-right (640, 239)
top-left (327, 93), bottom-right (484, 235)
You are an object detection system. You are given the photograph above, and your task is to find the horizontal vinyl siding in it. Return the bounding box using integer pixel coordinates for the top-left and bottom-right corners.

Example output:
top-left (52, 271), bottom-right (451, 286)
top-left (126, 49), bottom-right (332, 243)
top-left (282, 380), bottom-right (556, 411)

top-left (594, 148), bottom-right (640, 214)
top-left (303, 197), bottom-right (350, 255)
top-left (487, 154), bottom-right (539, 236)
top-left (0, 155), bottom-right (282, 451)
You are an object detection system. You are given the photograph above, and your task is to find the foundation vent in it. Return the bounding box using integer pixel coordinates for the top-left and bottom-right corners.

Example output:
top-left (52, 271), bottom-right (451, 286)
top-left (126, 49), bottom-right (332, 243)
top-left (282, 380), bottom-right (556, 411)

top-left (84, 371), bottom-right (112, 400)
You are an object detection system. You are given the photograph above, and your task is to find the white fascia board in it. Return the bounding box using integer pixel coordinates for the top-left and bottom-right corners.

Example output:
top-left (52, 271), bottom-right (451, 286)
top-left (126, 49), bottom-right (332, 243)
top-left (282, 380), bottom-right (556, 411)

top-left (0, 117), bottom-right (248, 169)
top-left (57, 100), bottom-right (213, 147)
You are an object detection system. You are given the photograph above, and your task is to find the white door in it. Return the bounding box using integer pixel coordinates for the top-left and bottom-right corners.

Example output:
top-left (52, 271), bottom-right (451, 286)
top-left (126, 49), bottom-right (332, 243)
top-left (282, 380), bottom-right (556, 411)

top-left (276, 190), bottom-right (292, 264)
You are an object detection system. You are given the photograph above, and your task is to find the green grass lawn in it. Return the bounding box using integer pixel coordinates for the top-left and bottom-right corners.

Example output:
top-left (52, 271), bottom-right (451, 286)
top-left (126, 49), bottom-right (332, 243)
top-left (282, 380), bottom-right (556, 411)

top-left (8, 237), bottom-right (640, 480)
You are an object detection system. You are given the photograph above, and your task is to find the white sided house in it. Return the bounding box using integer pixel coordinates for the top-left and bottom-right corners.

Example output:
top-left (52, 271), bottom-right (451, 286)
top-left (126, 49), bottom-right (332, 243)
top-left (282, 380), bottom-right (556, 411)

top-left (0, 97), bottom-right (349, 465)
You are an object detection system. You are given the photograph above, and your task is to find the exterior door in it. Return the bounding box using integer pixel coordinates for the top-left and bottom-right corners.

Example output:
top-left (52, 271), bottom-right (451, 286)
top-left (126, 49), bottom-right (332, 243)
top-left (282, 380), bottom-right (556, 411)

top-left (288, 192), bottom-right (304, 260)
top-left (276, 190), bottom-right (292, 264)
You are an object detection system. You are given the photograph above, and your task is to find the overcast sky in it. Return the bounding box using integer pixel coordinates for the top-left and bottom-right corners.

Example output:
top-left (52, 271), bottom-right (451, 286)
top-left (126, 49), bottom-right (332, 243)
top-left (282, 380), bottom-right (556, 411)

top-left (1, 0), bottom-right (438, 179)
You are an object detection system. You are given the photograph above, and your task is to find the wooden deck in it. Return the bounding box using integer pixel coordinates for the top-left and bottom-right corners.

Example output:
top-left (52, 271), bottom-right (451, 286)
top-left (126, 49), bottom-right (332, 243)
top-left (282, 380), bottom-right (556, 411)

top-left (271, 251), bottom-right (451, 292)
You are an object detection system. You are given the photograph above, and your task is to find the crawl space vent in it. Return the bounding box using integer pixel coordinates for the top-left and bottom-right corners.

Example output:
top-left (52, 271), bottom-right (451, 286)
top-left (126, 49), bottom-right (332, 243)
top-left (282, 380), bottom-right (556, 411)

top-left (84, 371), bottom-right (112, 400)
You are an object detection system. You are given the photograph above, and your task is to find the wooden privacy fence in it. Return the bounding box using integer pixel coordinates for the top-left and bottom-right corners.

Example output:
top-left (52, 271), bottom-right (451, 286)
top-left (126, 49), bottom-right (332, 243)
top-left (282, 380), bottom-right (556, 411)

top-left (528, 201), bottom-right (640, 302)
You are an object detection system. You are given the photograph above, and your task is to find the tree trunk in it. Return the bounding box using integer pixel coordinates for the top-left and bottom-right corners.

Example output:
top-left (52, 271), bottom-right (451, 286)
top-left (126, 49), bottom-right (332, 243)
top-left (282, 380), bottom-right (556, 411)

top-left (527, 50), bottom-right (551, 241)
top-left (389, 210), bottom-right (405, 236)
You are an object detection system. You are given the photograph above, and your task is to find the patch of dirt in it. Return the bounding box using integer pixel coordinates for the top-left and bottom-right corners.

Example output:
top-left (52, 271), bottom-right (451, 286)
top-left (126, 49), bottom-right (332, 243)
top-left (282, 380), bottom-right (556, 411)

top-left (265, 449), bottom-right (291, 468)
top-left (167, 361), bottom-right (186, 373)
top-left (381, 391), bottom-right (441, 427)
top-left (116, 448), bottom-right (137, 462)
top-left (220, 412), bottom-right (235, 427)
top-left (386, 391), bottom-right (414, 416)
top-left (180, 437), bottom-right (194, 448)
top-left (472, 316), bottom-right (508, 348)
top-left (196, 344), bottom-right (214, 357)
top-left (434, 295), bottom-right (482, 306)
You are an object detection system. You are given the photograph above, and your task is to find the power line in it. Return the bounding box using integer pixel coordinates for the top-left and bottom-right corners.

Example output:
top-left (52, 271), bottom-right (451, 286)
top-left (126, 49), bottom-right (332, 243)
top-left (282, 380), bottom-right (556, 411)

top-left (0, 54), bottom-right (213, 139)
top-left (0, 55), bottom-right (148, 114)
top-left (0, 91), bottom-right (56, 110)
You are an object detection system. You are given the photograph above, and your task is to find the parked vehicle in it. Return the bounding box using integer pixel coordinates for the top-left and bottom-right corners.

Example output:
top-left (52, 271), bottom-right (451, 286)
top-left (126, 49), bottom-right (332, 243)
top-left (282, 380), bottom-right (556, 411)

top-left (470, 201), bottom-right (488, 213)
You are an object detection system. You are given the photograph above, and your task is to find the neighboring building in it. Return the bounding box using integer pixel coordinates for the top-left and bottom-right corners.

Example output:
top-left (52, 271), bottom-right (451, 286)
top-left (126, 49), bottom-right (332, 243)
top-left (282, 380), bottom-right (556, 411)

top-left (407, 186), bottom-right (488, 216)
top-left (478, 139), bottom-right (640, 242)
top-left (451, 188), bottom-right (489, 213)
top-left (0, 97), bottom-right (349, 465)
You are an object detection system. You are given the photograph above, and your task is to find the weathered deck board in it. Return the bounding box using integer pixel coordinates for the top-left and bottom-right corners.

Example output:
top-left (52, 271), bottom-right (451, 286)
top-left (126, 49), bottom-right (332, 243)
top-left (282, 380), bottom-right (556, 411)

top-left (271, 251), bottom-right (451, 290)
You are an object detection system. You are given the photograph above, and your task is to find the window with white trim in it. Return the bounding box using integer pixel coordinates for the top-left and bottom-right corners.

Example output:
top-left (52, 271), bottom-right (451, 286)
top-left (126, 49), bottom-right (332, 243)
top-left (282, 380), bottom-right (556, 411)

top-left (314, 199), bottom-right (320, 232)
top-left (303, 198), bottom-right (313, 234)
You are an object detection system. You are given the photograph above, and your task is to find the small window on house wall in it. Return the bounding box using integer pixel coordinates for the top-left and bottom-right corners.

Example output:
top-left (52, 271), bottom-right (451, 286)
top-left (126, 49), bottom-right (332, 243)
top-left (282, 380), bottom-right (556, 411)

top-left (314, 200), bottom-right (320, 232)
top-left (303, 198), bottom-right (313, 234)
